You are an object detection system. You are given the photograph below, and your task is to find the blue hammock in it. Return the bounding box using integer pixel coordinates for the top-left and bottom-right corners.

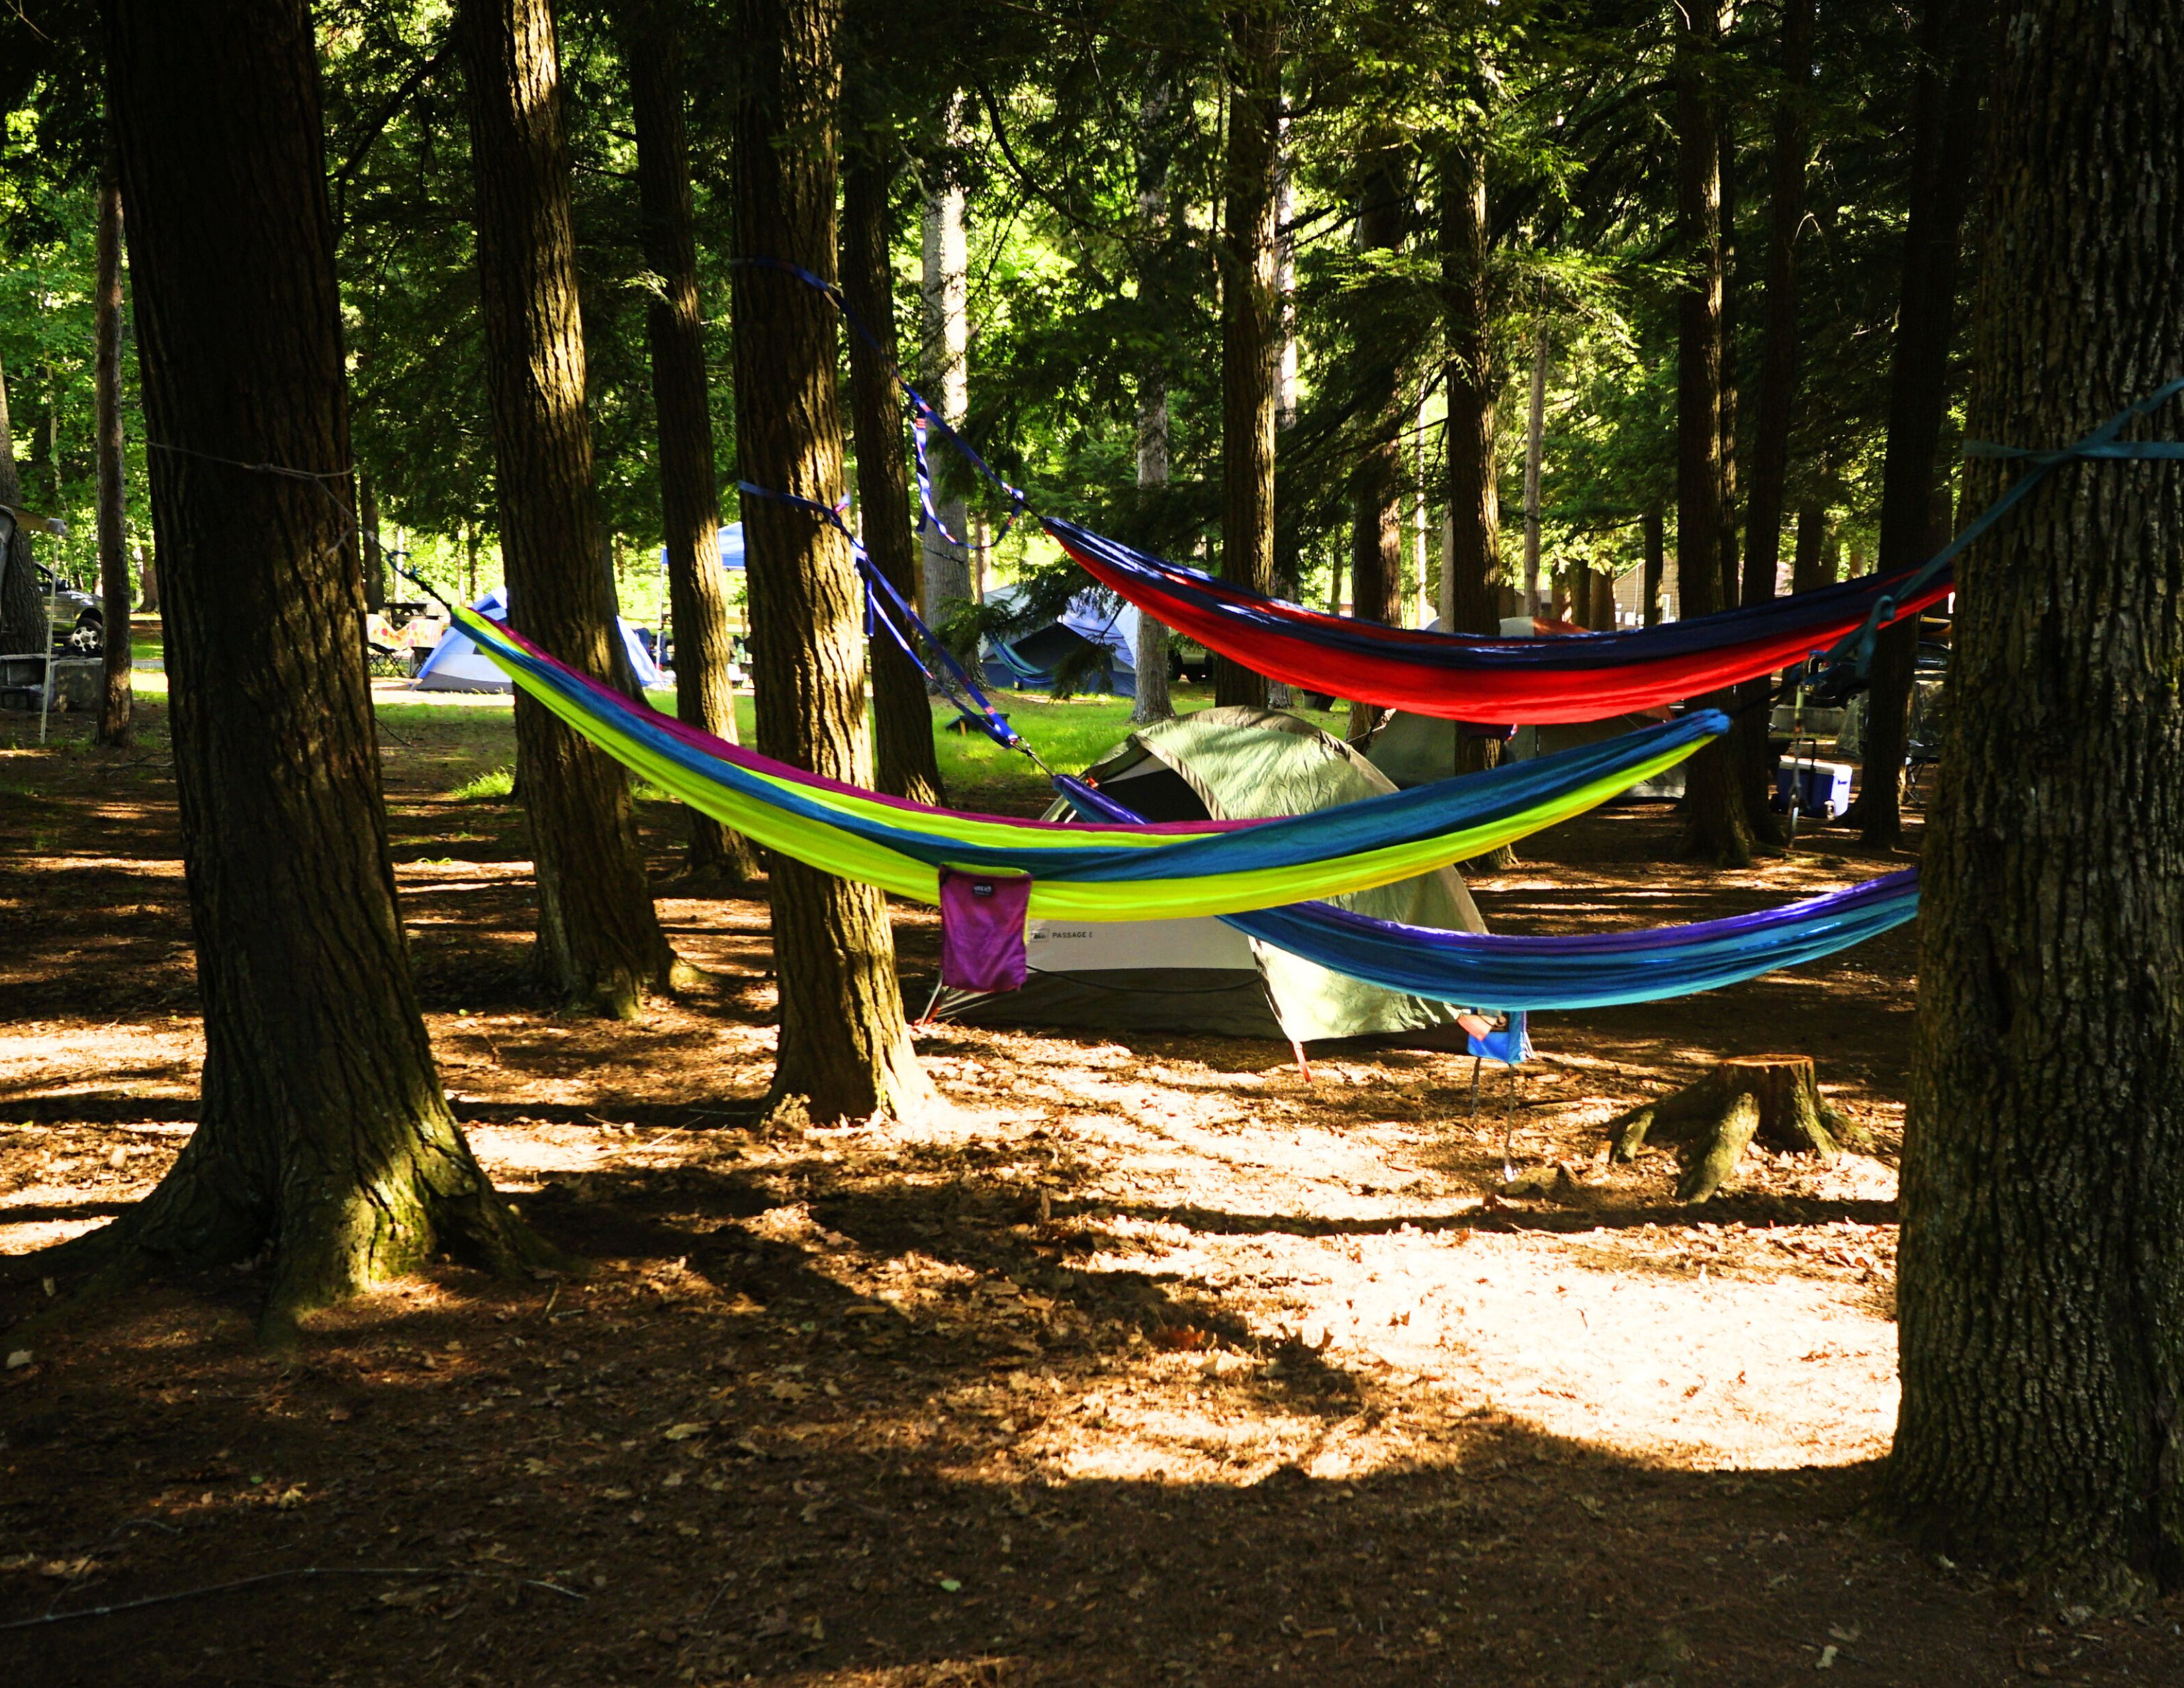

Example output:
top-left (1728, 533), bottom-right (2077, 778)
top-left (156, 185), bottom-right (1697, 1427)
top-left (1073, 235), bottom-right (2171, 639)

top-left (1056, 775), bottom-right (1919, 1011)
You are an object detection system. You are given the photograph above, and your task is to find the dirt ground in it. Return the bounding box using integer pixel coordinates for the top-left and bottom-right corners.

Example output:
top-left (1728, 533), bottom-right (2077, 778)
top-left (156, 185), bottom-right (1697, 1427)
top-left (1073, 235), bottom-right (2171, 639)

top-left (3, 691), bottom-right (2181, 1687)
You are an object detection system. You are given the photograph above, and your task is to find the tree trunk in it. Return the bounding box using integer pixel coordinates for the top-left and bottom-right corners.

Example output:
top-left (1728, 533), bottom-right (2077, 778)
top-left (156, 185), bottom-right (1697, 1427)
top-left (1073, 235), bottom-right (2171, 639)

top-left (457, 0), bottom-right (677, 1016)
top-left (1641, 502), bottom-right (1666, 625)
top-left (95, 134), bottom-right (132, 747)
top-left (1854, 0), bottom-right (1989, 849)
top-left (1215, 0), bottom-right (1281, 710)
top-left (1674, 0), bottom-right (1755, 866)
top-left (83, 0), bottom-right (554, 1342)
top-left (1131, 385), bottom-right (1175, 722)
top-left (1791, 501), bottom-right (1829, 592)
top-left (917, 98), bottom-right (973, 627)
top-left (1731, 0), bottom-right (1815, 835)
top-left (842, 146), bottom-right (947, 806)
top-left (729, 0), bottom-right (933, 1125)
top-left (1522, 317), bottom-right (1547, 614)
top-left (1436, 140), bottom-right (1512, 859)
top-left (0, 354), bottom-right (44, 658)
top-left (1345, 142), bottom-right (1405, 746)
top-left (623, 0), bottom-right (760, 878)
top-left (1130, 78), bottom-right (1179, 726)
top-left (1891, 0), bottom-right (2184, 1603)
top-left (1716, 108), bottom-right (1741, 613)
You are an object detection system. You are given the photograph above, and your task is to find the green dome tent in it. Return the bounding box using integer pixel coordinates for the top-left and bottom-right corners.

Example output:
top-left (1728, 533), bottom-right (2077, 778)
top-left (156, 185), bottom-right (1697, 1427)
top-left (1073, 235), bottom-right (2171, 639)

top-left (937, 706), bottom-right (1486, 1046)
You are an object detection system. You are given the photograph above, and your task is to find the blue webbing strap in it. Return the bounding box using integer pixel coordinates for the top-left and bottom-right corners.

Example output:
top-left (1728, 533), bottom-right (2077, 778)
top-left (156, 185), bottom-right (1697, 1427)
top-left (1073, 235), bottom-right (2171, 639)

top-left (731, 256), bottom-right (1030, 550)
top-left (734, 478), bottom-right (1034, 760)
top-left (1799, 377), bottom-right (2184, 698)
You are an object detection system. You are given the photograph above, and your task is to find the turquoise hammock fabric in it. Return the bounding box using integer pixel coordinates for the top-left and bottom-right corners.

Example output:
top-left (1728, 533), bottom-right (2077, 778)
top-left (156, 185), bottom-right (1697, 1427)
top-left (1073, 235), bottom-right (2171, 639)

top-left (453, 605), bottom-right (1729, 922)
top-left (1056, 774), bottom-right (1919, 1011)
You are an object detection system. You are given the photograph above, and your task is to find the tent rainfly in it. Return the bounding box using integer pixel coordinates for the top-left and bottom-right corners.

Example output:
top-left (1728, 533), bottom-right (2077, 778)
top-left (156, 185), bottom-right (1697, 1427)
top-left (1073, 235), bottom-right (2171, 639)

top-left (938, 706), bottom-right (1486, 1045)
top-left (412, 587), bottom-right (663, 694)
top-left (980, 585), bottom-right (1141, 697)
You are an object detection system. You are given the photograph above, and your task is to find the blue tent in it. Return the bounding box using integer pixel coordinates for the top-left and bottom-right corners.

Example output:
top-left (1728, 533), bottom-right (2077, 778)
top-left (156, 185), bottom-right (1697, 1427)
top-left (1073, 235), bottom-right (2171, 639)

top-left (413, 588), bottom-right (663, 693)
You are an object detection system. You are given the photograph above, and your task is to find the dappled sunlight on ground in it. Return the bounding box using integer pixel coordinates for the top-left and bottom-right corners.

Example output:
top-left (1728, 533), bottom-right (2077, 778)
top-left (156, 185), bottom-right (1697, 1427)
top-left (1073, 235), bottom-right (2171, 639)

top-left (6, 692), bottom-right (2181, 1684)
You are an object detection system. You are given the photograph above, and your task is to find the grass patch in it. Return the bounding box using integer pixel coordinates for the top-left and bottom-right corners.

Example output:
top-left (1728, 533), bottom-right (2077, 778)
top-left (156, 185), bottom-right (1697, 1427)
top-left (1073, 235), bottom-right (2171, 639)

top-left (448, 765), bottom-right (515, 802)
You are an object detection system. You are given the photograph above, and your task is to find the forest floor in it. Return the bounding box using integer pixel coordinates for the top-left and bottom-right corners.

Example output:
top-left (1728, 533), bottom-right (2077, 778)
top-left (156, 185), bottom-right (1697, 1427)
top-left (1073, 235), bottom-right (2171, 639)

top-left (3, 688), bottom-right (2181, 1687)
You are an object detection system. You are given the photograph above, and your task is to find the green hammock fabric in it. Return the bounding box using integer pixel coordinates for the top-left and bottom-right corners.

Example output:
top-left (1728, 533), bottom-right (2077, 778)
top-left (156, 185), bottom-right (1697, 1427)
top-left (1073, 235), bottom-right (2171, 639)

top-left (457, 606), bottom-right (1724, 921)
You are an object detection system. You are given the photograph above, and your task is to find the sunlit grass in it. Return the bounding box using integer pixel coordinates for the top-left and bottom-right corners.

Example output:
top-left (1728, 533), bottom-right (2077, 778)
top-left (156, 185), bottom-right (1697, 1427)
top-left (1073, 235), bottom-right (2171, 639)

top-left (447, 765), bottom-right (514, 802)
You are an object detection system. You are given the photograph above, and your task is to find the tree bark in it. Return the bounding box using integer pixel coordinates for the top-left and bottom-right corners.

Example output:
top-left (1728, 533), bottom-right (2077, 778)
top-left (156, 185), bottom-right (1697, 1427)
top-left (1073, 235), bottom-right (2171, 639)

top-left (729, 0), bottom-right (933, 1125)
top-left (1854, 0), bottom-right (1989, 848)
top-left (1131, 385), bottom-right (1175, 721)
top-left (1521, 317), bottom-right (1548, 614)
top-left (1716, 105), bottom-right (1741, 613)
top-left (1892, 0), bottom-right (2184, 1603)
top-left (1641, 502), bottom-right (1666, 625)
top-left (1674, 0), bottom-right (1755, 866)
top-left (917, 98), bottom-right (973, 626)
top-left (1437, 139), bottom-right (1512, 861)
top-left (95, 133), bottom-right (132, 747)
top-left (1791, 501), bottom-right (1829, 592)
top-left (1215, 0), bottom-right (1281, 710)
top-left (1608, 1055), bottom-right (1861, 1202)
top-left (1440, 144), bottom-right (1500, 645)
top-left (1345, 142), bottom-right (1405, 746)
top-left (1130, 79), bottom-right (1179, 726)
top-left (622, 0), bottom-right (760, 876)
top-left (457, 0), bottom-right (678, 1015)
top-left (842, 145), bottom-right (947, 806)
top-left (0, 354), bottom-right (44, 659)
top-left (1731, 0), bottom-right (1815, 833)
top-left (85, 0), bottom-right (555, 1341)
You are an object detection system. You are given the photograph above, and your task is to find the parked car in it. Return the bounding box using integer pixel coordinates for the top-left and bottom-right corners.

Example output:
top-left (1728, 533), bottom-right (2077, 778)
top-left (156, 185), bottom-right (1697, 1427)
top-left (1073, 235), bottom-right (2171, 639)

top-left (34, 564), bottom-right (103, 655)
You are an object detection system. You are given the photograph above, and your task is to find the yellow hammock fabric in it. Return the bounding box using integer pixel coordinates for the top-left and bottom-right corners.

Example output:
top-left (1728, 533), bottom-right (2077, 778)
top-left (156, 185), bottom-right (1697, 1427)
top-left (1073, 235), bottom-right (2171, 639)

top-left (458, 606), bottom-right (1724, 922)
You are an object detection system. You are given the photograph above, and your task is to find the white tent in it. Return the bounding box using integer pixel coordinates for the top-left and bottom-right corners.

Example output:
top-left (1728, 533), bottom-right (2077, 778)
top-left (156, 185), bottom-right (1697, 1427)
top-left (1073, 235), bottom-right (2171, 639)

top-left (412, 588), bottom-right (663, 694)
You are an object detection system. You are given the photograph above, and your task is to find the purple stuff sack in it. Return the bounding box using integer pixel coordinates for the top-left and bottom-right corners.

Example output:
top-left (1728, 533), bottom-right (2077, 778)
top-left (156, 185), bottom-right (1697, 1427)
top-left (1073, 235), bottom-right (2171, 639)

top-left (938, 868), bottom-right (1033, 992)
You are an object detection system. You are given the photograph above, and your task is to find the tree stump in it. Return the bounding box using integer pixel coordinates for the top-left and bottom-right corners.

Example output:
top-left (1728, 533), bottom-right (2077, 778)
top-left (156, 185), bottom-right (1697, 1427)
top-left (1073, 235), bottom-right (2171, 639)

top-left (1604, 1056), bottom-right (1866, 1203)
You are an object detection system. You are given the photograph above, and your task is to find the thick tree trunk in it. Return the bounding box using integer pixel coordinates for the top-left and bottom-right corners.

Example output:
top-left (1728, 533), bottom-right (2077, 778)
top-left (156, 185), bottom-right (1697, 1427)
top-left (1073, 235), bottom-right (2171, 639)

top-left (1731, 0), bottom-right (1814, 835)
top-left (457, 0), bottom-right (677, 1015)
top-left (138, 546), bottom-right (158, 613)
top-left (1674, 0), bottom-right (1755, 866)
top-left (1854, 0), bottom-right (1988, 849)
top-left (1437, 140), bottom-right (1512, 859)
top-left (842, 146), bottom-right (947, 806)
top-left (1345, 142), bottom-right (1405, 746)
top-left (623, 0), bottom-right (759, 878)
top-left (95, 136), bottom-right (132, 747)
top-left (729, 0), bottom-right (933, 1125)
top-left (1891, 0), bottom-right (2184, 1603)
top-left (917, 99), bottom-right (973, 627)
top-left (1215, 0), bottom-right (1281, 710)
top-left (0, 355), bottom-right (44, 658)
top-left (85, 0), bottom-right (553, 1341)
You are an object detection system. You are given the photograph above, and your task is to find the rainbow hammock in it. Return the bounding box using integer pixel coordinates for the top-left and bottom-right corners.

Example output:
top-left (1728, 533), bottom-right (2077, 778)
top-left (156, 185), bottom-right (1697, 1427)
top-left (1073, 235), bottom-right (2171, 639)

top-left (1048, 517), bottom-right (1952, 725)
top-left (1056, 773), bottom-right (1913, 1009)
top-left (453, 606), bottom-right (1724, 923)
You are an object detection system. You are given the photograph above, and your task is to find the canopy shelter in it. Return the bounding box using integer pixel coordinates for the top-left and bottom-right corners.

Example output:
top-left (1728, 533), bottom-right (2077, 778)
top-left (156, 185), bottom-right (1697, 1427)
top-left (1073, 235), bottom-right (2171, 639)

top-left (979, 584), bottom-right (1140, 697)
top-left (451, 604), bottom-right (1727, 922)
top-left (657, 522), bottom-right (746, 571)
top-left (1046, 516), bottom-right (1952, 724)
top-left (413, 588), bottom-right (662, 694)
top-left (939, 707), bottom-right (1486, 1045)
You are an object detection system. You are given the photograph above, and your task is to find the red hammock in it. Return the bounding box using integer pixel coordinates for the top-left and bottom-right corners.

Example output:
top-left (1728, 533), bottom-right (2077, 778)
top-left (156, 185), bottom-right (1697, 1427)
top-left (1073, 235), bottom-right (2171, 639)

top-left (1048, 517), bottom-right (1950, 724)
